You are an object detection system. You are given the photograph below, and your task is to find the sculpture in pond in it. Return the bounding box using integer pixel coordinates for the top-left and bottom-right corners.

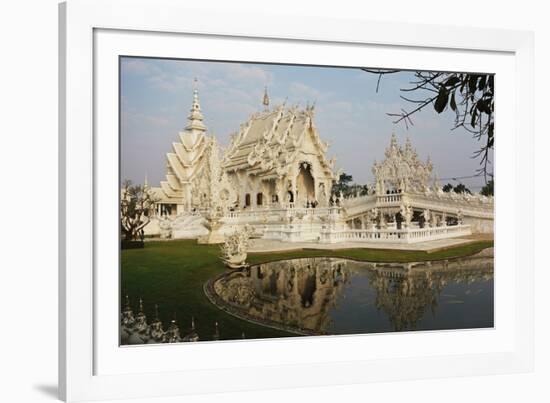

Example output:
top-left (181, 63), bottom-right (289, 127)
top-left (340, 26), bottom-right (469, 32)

top-left (220, 225), bottom-right (254, 269)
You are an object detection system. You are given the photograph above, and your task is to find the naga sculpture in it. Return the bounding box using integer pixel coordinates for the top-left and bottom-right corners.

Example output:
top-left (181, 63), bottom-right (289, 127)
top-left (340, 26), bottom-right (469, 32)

top-left (220, 225), bottom-right (254, 269)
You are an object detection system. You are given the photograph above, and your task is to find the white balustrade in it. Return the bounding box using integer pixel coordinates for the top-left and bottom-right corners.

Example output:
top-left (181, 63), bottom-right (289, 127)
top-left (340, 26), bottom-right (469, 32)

top-left (376, 194), bottom-right (403, 205)
top-left (320, 224), bottom-right (471, 244)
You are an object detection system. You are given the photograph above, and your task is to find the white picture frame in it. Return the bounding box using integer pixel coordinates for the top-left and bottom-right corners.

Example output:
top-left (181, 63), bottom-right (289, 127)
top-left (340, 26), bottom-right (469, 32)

top-left (59, 0), bottom-right (534, 401)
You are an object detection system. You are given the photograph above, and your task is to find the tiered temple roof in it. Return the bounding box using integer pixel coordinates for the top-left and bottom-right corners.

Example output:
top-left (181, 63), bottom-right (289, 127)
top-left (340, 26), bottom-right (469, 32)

top-left (158, 83), bottom-right (211, 205)
top-left (223, 104), bottom-right (335, 181)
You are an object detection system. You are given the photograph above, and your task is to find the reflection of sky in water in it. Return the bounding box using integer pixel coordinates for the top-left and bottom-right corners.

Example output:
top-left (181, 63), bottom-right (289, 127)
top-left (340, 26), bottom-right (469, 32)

top-left (327, 273), bottom-right (493, 334)
top-left (212, 256), bottom-right (494, 335)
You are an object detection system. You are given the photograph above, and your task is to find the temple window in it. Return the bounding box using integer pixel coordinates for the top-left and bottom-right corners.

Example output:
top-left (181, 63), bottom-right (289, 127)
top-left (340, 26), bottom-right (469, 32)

top-left (245, 193), bottom-right (251, 207)
top-left (256, 193), bottom-right (263, 206)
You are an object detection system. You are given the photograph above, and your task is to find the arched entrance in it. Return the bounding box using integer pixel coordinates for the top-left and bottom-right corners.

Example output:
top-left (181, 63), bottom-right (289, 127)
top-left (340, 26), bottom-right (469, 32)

top-left (296, 163), bottom-right (315, 207)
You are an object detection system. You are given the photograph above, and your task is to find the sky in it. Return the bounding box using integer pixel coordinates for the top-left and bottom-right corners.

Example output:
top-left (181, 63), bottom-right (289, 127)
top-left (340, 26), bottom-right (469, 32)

top-left (120, 57), bottom-right (493, 191)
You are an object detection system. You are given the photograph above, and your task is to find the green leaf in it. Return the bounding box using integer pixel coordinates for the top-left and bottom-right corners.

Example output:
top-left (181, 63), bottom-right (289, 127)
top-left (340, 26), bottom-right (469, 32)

top-left (476, 100), bottom-right (491, 114)
top-left (445, 76), bottom-right (460, 87)
top-left (478, 75), bottom-right (487, 90)
top-left (450, 91), bottom-right (457, 111)
top-left (468, 75), bottom-right (478, 91)
top-left (434, 88), bottom-right (449, 113)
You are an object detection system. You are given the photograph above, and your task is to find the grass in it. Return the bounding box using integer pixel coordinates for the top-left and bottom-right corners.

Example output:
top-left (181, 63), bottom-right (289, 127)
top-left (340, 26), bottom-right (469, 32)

top-left (121, 238), bottom-right (493, 342)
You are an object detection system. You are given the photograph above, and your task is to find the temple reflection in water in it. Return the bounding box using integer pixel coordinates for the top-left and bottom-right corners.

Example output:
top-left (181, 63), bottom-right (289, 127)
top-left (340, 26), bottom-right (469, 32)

top-left (208, 253), bottom-right (494, 335)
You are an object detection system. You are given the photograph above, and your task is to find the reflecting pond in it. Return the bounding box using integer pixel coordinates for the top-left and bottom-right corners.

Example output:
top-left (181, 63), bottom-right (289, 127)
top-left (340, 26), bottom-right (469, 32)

top-left (207, 251), bottom-right (494, 335)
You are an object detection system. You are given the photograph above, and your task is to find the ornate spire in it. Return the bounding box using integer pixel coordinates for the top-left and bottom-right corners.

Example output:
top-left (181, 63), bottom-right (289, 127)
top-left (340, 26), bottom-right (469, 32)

top-left (404, 137), bottom-right (413, 152)
top-left (185, 78), bottom-right (206, 133)
top-left (390, 132), bottom-right (398, 147)
top-left (262, 86), bottom-right (270, 111)
top-left (386, 131), bottom-right (400, 157)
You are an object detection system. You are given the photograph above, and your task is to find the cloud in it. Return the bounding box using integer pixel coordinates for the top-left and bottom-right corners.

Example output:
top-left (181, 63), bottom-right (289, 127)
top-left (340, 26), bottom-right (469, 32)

top-left (222, 63), bottom-right (273, 86)
top-left (289, 82), bottom-right (323, 101)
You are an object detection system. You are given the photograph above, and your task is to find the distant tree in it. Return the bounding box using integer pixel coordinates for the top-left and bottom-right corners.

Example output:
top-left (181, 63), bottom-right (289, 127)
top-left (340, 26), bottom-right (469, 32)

top-left (453, 183), bottom-right (472, 194)
top-left (348, 183), bottom-right (370, 196)
top-left (332, 173), bottom-right (371, 198)
top-left (120, 180), bottom-right (158, 242)
top-left (359, 184), bottom-right (370, 196)
top-left (480, 179), bottom-right (494, 196)
top-left (442, 182), bottom-right (472, 194)
top-left (332, 173), bottom-right (353, 196)
top-left (363, 69), bottom-right (494, 181)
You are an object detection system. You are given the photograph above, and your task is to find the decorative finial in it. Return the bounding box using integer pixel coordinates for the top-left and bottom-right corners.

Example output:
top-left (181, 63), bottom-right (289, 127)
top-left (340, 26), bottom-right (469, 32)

top-left (262, 86), bottom-right (270, 111)
top-left (191, 316), bottom-right (195, 331)
top-left (185, 78), bottom-right (206, 133)
top-left (192, 78), bottom-right (199, 103)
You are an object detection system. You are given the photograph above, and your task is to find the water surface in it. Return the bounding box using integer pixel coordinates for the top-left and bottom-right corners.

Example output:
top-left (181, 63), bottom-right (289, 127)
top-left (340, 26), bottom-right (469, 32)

top-left (210, 253), bottom-right (494, 335)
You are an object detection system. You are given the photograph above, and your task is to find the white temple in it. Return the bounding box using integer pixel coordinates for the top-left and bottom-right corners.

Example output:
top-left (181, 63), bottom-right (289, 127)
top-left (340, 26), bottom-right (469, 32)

top-left (143, 85), bottom-right (494, 245)
top-left (223, 87), bottom-right (336, 209)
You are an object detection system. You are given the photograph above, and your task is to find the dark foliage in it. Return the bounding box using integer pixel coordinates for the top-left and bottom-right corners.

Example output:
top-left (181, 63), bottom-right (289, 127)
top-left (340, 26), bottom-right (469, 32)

top-left (442, 182), bottom-right (472, 194)
top-left (480, 179), bottom-right (494, 196)
top-left (332, 173), bottom-right (369, 197)
top-left (120, 180), bottom-right (158, 242)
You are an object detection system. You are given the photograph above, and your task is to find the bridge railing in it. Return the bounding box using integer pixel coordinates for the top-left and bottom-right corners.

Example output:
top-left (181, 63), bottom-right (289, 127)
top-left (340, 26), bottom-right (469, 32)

top-left (320, 224), bottom-right (471, 244)
top-left (343, 190), bottom-right (493, 220)
top-left (223, 206), bottom-right (341, 221)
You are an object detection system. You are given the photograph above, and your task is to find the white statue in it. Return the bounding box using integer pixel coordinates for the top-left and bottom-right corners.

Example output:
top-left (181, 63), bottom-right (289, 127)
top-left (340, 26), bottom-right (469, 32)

top-left (159, 215), bottom-right (173, 239)
top-left (220, 225), bottom-right (254, 269)
top-left (400, 204), bottom-right (413, 228)
top-left (422, 209), bottom-right (432, 227)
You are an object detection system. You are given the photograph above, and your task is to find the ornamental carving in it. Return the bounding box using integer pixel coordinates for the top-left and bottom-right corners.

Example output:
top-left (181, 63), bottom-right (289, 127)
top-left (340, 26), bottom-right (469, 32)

top-left (373, 133), bottom-right (433, 194)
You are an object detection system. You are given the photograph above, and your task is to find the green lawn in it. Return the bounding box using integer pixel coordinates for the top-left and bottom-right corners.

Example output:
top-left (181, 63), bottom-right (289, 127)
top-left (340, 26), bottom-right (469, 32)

top-left (121, 239), bottom-right (493, 342)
